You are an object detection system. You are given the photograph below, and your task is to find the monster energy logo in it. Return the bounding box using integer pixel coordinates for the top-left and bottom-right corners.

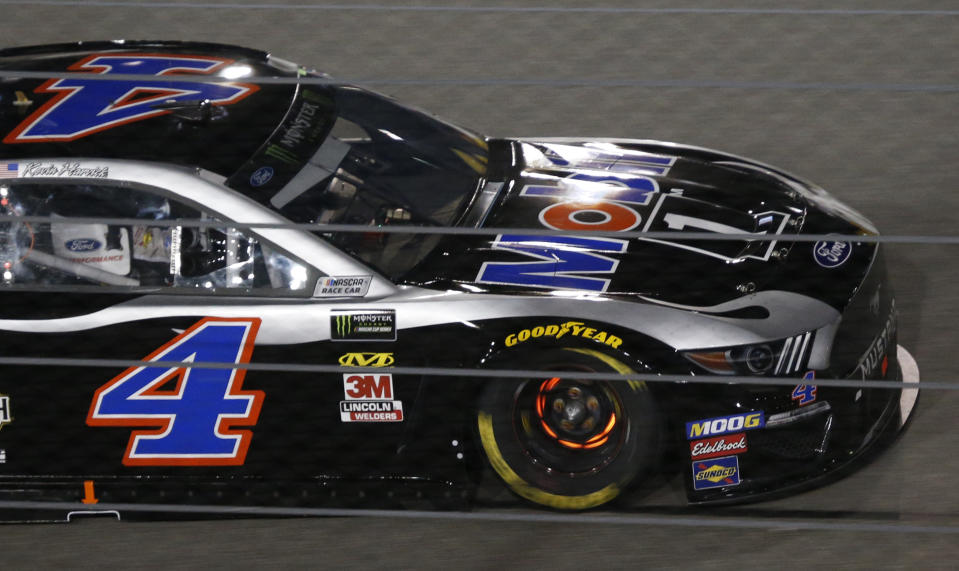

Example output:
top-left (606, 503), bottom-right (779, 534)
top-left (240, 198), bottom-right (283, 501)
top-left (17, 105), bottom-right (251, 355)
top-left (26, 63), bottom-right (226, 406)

top-left (265, 144), bottom-right (299, 165)
top-left (331, 310), bottom-right (396, 341)
top-left (335, 314), bottom-right (354, 336)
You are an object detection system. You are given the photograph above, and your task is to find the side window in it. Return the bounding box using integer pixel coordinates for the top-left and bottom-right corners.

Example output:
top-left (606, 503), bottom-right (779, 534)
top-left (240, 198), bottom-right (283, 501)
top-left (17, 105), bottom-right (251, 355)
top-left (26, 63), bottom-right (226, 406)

top-left (0, 181), bottom-right (316, 295)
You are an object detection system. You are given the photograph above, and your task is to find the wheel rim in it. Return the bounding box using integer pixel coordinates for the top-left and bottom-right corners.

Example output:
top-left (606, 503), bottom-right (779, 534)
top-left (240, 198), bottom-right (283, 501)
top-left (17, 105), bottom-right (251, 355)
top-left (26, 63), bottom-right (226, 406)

top-left (512, 372), bottom-right (628, 477)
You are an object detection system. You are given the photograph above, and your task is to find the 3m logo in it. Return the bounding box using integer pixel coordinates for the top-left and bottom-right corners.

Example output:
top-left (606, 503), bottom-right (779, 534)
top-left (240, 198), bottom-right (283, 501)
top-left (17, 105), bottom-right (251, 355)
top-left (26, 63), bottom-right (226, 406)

top-left (0, 394), bottom-right (10, 430)
top-left (343, 374), bottom-right (393, 400)
top-left (6, 53), bottom-right (257, 143)
top-left (686, 412), bottom-right (764, 440)
top-left (338, 353), bottom-right (395, 367)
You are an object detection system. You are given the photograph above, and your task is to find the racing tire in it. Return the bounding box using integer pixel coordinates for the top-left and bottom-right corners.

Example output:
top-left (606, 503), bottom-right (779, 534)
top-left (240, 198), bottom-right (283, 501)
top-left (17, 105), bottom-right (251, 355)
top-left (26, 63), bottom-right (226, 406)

top-left (477, 347), bottom-right (659, 510)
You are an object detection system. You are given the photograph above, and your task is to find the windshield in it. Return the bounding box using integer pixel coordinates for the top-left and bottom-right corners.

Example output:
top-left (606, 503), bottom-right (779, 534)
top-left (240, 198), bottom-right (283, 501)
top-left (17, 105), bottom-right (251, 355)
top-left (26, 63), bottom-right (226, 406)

top-left (227, 85), bottom-right (489, 280)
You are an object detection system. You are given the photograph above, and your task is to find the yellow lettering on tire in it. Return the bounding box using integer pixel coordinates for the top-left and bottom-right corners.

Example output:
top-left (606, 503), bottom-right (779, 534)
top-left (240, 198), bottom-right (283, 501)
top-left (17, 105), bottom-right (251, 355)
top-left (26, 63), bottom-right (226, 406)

top-left (478, 412), bottom-right (619, 510)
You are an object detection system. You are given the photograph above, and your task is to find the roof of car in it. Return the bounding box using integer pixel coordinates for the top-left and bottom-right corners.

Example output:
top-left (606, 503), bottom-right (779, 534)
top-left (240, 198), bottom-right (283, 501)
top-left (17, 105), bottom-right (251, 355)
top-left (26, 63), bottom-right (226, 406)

top-left (0, 41), bottom-right (300, 177)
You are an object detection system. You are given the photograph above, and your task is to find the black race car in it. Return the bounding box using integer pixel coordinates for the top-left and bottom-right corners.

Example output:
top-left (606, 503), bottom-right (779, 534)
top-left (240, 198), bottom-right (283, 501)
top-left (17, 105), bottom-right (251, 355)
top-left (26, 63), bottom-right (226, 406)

top-left (0, 41), bottom-right (918, 520)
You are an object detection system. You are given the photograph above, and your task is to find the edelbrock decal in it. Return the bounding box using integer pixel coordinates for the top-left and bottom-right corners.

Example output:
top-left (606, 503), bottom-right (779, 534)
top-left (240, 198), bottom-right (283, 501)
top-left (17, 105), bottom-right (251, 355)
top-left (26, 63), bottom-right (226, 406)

top-left (690, 433), bottom-right (747, 460)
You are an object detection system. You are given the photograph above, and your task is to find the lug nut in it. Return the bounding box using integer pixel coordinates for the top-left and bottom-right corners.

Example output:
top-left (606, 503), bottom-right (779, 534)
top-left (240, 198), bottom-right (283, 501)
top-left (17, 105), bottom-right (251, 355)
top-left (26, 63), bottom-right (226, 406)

top-left (586, 396), bottom-right (599, 411)
top-left (552, 398), bottom-right (565, 413)
top-left (568, 387), bottom-right (582, 399)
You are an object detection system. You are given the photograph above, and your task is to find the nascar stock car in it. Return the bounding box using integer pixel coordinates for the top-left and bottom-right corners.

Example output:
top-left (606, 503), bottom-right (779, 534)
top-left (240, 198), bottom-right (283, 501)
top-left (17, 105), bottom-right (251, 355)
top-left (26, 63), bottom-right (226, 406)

top-left (0, 41), bottom-right (918, 520)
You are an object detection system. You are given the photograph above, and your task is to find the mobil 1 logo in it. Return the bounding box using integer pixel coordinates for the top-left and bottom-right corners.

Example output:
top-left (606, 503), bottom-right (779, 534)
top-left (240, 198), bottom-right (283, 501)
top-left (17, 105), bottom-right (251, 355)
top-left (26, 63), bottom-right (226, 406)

top-left (331, 309), bottom-right (396, 341)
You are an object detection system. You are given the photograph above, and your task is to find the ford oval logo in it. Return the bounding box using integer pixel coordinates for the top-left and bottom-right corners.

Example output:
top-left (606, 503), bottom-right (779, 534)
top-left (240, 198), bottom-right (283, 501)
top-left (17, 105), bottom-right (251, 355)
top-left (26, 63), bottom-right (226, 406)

top-left (249, 166), bottom-right (274, 187)
top-left (813, 240), bottom-right (851, 268)
top-left (65, 238), bottom-right (102, 252)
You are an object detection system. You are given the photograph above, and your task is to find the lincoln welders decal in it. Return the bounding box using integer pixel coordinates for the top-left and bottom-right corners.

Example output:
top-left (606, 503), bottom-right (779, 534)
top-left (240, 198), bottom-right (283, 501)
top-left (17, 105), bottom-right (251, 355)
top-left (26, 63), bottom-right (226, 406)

top-left (340, 373), bottom-right (403, 422)
top-left (331, 309), bottom-right (396, 341)
top-left (5, 54), bottom-right (257, 143)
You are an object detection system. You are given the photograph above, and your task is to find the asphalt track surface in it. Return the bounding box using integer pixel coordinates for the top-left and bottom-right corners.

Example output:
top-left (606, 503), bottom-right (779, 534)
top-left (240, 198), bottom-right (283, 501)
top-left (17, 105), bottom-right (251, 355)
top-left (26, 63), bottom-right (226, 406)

top-left (2, 0), bottom-right (958, 568)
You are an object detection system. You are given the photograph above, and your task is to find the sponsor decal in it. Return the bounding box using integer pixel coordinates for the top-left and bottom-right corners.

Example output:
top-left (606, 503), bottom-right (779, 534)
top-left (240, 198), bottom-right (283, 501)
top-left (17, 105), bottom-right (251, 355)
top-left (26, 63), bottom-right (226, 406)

top-left (64, 238), bottom-right (102, 253)
top-left (477, 145), bottom-right (791, 291)
top-left (686, 411), bottom-right (764, 440)
top-left (855, 300), bottom-right (897, 379)
top-left (19, 161), bottom-right (109, 178)
top-left (477, 234), bottom-right (628, 292)
top-left (249, 166), bottom-right (274, 187)
top-left (0, 449), bottom-right (5, 463)
top-left (791, 370), bottom-right (818, 406)
top-left (340, 373), bottom-right (403, 422)
top-left (692, 456), bottom-right (741, 490)
top-left (331, 309), bottom-right (396, 341)
top-left (0, 394), bottom-right (11, 430)
top-left (0, 163), bottom-right (17, 178)
top-left (505, 321), bottom-right (622, 349)
top-left (338, 352), bottom-right (394, 367)
top-left (690, 433), bottom-right (747, 460)
top-left (315, 275), bottom-right (372, 298)
top-left (813, 240), bottom-right (851, 268)
top-left (6, 54), bottom-right (257, 143)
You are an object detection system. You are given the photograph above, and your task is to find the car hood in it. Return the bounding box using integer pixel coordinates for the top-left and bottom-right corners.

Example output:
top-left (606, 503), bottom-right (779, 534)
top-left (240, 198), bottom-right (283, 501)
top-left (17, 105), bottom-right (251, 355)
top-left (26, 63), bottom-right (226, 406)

top-left (416, 139), bottom-right (876, 311)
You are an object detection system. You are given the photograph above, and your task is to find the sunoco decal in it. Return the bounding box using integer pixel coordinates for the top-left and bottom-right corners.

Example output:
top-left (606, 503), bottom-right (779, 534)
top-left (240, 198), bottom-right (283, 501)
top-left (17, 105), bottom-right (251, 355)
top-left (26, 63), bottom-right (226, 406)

top-left (690, 433), bottom-right (747, 460)
top-left (0, 394), bottom-right (10, 430)
top-left (315, 276), bottom-right (372, 298)
top-left (340, 373), bottom-right (403, 422)
top-left (331, 309), bottom-right (396, 341)
top-left (686, 411), bottom-right (764, 440)
top-left (692, 456), bottom-right (741, 490)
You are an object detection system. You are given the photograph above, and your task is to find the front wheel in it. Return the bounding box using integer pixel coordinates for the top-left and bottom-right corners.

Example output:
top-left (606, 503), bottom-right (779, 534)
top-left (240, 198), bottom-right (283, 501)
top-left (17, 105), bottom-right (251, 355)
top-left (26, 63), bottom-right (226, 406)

top-left (477, 347), bottom-right (660, 510)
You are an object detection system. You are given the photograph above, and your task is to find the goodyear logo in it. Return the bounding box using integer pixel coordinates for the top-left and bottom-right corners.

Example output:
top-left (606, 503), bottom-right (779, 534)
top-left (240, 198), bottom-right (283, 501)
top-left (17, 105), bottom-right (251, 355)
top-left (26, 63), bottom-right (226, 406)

top-left (339, 353), bottom-right (395, 367)
top-left (505, 321), bottom-right (622, 349)
top-left (692, 456), bottom-right (740, 490)
top-left (686, 411), bottom-right (764, 440)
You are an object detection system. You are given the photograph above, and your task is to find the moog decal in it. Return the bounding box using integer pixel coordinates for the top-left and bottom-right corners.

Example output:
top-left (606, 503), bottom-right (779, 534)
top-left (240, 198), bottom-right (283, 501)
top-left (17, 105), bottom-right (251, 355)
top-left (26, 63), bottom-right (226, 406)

top-left (686, 411), bottom-right (764, 440)
top-left (6, 54), bottom-right (257, 143)
top-left (87, 317), bottom-right (263, 466)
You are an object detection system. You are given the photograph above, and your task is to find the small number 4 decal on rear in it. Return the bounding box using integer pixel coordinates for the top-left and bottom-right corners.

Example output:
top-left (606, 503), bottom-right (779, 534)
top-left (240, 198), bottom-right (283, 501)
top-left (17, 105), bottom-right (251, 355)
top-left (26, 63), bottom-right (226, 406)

top-left (791, 371), bottom-right (817, 407)
top-left (87, 318), bottom-right (264, 466)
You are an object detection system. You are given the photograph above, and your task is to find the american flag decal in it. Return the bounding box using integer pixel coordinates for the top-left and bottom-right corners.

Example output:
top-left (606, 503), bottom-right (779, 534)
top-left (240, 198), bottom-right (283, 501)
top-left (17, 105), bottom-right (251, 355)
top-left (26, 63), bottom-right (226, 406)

top-left (0, 163), bottom-right (18, 179)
